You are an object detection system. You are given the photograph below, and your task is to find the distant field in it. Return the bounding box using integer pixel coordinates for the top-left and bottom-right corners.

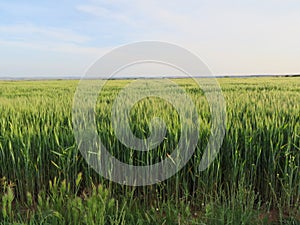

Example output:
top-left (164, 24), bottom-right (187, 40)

top-left (0, 77), bottom-right (299, 224)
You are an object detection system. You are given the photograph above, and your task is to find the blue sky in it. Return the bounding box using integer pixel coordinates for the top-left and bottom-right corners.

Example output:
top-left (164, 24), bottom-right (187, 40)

top-left (1, 0), bottom-right (300, 77)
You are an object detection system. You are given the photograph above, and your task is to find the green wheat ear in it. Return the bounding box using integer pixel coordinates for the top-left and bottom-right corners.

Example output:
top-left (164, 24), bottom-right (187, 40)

top-left (0, 78), bottom-right (298, 224)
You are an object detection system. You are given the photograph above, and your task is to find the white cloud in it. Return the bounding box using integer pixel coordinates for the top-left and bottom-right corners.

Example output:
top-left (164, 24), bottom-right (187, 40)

top-left (76, 4), bottom-right (136, 26)
top-left (2, 0), bottom-right (300, 75)
top-left (0, 24), bottom-right (92, 44)
top-left (0, 39), bottom-right (107, 55)
top-left (0, 24), bottom-right (109, 57)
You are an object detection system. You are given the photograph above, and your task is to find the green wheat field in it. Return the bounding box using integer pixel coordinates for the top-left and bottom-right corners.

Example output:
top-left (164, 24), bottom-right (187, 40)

top-left (0, 77), bottom-right (299, 224)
